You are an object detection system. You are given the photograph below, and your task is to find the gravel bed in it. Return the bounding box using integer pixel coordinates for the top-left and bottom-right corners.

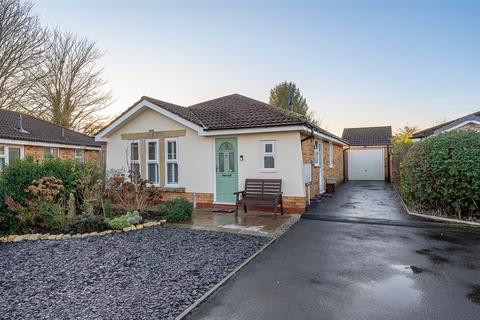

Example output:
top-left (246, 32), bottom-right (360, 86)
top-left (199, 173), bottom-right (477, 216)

top-left (0, 226), bottom-right (268, 320)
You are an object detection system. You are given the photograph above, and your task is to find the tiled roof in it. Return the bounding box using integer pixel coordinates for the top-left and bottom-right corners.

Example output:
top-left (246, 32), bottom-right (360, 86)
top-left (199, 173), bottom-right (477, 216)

top-left (142, 96), bottom-right (203, 127)
top-left (412, 111), bottom-right (480, 139)
top-left (0, 109), bottom-right (101, 148)
top-left (189, 94), bottom-right (304, 130)
top-left (98, 93), bottom-right (346, 144)
top-left (342, 126), bottom-right (392, 146)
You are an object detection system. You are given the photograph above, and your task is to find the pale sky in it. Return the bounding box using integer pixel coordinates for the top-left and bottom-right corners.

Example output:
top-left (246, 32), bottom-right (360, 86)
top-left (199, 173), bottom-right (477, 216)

top-left (33, 0), bottom-right (480, 136)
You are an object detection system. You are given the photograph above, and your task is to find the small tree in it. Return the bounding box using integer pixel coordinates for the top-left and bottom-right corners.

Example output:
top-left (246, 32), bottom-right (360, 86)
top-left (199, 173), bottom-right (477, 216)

top-left (391, 125), bottom-right (417, 181)
top-left (269, 81), bottom-right (319, 125)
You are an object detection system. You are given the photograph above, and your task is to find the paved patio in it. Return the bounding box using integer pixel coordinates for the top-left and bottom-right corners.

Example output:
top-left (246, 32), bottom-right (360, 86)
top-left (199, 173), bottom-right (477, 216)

top-left (172, 209), bottom-right (299, 237)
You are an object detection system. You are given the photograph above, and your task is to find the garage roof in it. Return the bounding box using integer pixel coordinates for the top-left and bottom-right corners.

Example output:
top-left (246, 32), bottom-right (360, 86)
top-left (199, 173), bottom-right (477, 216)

top-left (342, 126), bottom-right (392, 146)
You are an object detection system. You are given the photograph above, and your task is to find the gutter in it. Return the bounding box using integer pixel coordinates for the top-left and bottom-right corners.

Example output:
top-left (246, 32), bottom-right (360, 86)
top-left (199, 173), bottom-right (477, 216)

top-left (301, 124), bottom-right (349, 146)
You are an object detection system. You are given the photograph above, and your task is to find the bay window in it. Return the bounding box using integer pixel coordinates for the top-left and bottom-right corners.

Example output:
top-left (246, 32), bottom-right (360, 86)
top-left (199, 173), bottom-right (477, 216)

top-left (128, 141), bottom-right (140, 177)
top-left (146, 139), bottom-right (159, 184)
top-left (165, 138), bottom-right (178, 186)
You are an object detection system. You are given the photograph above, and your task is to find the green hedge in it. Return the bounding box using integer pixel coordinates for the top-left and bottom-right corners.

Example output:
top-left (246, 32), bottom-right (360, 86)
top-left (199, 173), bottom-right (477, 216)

top-left (0, 157), bottom-right (99, 234)
top-left (400, 131), bottom-right (480, 220)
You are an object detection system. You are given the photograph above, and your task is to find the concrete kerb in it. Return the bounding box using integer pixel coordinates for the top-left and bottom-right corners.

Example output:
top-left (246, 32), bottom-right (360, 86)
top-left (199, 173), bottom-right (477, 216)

top-left (392, 183), bottom-right (480, 227)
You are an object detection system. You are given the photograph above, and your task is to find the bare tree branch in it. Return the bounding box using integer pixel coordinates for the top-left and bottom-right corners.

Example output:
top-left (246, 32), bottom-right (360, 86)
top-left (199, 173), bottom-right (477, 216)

top-left (29, 29), bottom-right (113, 134)
top-left (0, 0), bottom-right (46, 110)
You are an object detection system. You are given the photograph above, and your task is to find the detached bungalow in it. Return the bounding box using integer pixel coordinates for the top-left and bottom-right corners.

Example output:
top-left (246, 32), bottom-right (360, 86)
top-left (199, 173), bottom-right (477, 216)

top-left (0, 110), bottom-right (102, 167)
top-left (412, 110), bottom-right (480, 140)
top-left (95, 94), bottom-right (348, 213)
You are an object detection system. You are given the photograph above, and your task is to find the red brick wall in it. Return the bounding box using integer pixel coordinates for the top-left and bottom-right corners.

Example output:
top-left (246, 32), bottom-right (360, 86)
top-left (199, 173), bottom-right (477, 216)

top-left (24, 145), bottom-right (44, 162)
top-left (156, 191), bottom-right (305, 214)
top-left (301, 135), bottom-right (345, 198)
top-left (23, 145), bottom-right (101, 167)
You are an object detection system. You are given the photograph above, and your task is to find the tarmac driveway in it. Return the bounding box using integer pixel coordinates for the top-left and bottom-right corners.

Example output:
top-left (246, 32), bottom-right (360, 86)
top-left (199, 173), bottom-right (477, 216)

top-left (306, 181), bottom-right (417, 221)
top-left (188, 182), bottom-right (480, 319)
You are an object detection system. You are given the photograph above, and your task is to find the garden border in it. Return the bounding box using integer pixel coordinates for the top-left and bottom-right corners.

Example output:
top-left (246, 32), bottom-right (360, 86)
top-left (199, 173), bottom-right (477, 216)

top-left (392, 184), bottom-right (480, 227)
top-left (174, 214), bottom-right (300, 320)
top-left (0, 220), bottom-right (167, 243)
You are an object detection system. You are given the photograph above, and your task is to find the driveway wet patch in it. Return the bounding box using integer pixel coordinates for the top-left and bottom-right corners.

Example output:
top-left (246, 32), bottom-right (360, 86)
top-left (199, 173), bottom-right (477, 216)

top-left (415, 248), bottom-right (451, 264)
top-left (425, 233), bottom-right (465, 245)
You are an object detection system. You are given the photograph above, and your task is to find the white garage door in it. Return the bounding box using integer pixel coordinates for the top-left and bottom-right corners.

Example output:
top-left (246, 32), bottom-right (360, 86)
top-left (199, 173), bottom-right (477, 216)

top-left (348, 148), bottom-right (384, 181)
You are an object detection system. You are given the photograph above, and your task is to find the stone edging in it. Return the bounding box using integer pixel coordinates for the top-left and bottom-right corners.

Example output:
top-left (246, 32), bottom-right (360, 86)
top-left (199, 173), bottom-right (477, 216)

top-left (392, 184), bottom-right (480, 227)
top-left (174, 214), bottom-right (300, 320)
top-left (0, 220), bottom-right (166, 243)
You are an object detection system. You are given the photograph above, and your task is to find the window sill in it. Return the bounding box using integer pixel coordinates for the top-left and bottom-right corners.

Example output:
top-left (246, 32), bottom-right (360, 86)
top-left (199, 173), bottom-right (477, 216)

top-left (162, 186), bottom-right (184, 192)
top-left (261, 169), bottom-right (277, 173)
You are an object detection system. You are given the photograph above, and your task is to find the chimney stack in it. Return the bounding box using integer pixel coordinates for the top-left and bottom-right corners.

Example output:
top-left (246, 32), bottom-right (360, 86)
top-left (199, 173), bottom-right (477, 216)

top-left (15, 115), bottom-right (24, 131)
top-left (15, 114), bottom-right (30, 134)
top-left (288, 97), bottom-right (293, 112)
top-left (62, 127), bottom-right (65, 138)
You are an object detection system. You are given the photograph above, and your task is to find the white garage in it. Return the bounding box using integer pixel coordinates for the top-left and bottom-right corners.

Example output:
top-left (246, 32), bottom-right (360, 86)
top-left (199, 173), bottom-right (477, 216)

top-left (342, 126), bottom-right (392, 181)
top-left (347, 148), bottom-right (385, 180)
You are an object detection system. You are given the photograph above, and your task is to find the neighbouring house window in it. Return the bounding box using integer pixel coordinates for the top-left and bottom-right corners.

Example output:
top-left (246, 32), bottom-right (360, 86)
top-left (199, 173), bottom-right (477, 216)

top-left (165, 138), bottom-right (178, 186)
top-left (0, 145), bottom-right (23, 169)
top-left (328, 142), bottom-right (334, 168)
top-left (314, 140), bottom-right (321, 167)
top-left (129, 141), bottom-right (140, 178)
top-left (146, 139), bottom-right (159, 184)
top-left (0, 146), bottom-right (5, 169)
top-left (262, 141), bottom-right (275, 170)
top-left (75, 149), bottom-right (85, 163)
top-left (44, 147), bottom-right (59, 159)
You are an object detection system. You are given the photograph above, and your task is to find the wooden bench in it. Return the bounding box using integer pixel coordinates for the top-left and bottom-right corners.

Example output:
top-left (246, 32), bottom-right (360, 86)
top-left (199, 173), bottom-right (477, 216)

top-left (234, 179), bottom-right (283, 216)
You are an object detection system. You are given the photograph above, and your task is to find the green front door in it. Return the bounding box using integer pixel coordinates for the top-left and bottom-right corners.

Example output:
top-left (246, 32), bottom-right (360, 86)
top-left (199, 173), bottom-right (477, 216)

top-left (215, 138), bottom-right (238, 203)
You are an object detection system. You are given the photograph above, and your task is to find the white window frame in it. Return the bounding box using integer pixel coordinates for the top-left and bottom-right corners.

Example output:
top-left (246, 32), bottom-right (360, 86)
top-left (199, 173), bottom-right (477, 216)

top-left (165, 137), bottom-right (179, 187)
top-left (75, 149), bottom-right (85, 163)
top-left (146, 139), bottom-right (160, 185)
top-left (261, 140), bottom-right (276, 172)
top-left (314, 140), bottom-right (321, 167)
top-left (44, 147), bottom-right (59, 159)
top-left (0, 145), bottom-right (24, 169)
top-left (128, 140), bottom-right (141, 178)
top-left (328, 142), bottom-right (334, 168)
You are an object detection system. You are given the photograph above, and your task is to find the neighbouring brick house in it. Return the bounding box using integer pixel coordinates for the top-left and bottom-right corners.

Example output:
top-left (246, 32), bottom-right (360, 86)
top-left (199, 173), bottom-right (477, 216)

top-left (412, 110), bottom-right (480, 140)
top-left (96, 94), bottom-right (348, 213)
top-left (0, 110), bottom-right (103, 168)
top-left (342, 126), bottom-right (392, 181)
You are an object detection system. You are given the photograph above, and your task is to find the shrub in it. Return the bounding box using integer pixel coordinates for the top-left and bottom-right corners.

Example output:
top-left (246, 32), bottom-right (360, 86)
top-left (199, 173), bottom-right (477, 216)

top-left (105, 211), bottom-right (142, 230)
top-left (70, 214), bottom-right (107, 234)
top-left (157, 198), bottom-right (192, 223)
top-left (103, 174), bottom-right (163, 213)
top-left (37, 202), bottom-right (67, 232)
top-left (0, 156), bottom-right (42, 210)
top-left (400, 131), bottom-right (480, 220)
top-left (0, 158), bottom-right (101, 234)
top-left (0, 157), bottom-right (93, 211)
